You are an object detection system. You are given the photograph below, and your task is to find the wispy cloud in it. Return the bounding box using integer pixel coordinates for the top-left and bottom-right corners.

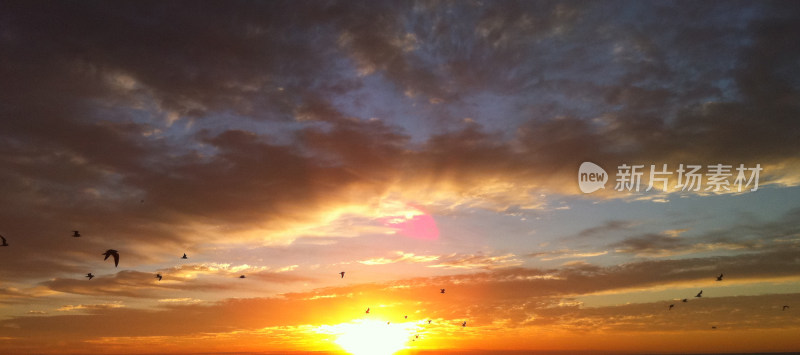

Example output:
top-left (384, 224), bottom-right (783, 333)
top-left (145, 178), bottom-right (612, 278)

top-left (429, 253), bottom-right (523, 270)
top-left (611, 207), bottom-right (800, 257)
top-left (57, 303), bottom-right (125, 312)
top-left (527, 249), bottom-right (609, 261)
top-left (577, 220), bottom-right (636, 238)
top-left (358, 251), bottom-right (439, 265)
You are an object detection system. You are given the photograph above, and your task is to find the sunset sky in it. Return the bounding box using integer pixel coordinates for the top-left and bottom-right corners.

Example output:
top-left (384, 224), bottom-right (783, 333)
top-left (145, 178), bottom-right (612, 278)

top-left (1, 1), bottom-right (800, 354)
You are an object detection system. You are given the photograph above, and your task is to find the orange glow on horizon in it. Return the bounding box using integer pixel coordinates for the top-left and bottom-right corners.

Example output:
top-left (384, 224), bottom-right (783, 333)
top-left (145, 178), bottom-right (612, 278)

top-left (317, 319), bottom-right (422, 355)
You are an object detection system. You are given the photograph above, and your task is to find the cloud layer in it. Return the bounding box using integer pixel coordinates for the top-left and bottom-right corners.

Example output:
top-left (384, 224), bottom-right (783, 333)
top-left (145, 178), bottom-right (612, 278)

top-left (1, 1), bottom-right (800, 353)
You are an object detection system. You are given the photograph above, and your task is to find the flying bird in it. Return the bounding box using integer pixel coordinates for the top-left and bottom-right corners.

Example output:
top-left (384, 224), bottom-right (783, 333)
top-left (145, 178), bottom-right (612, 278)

top-left (462, 321), bottom-right (467, 327)
top-left (181, 253), bottom-right (187, 259)
top-left (682, 299), bottom-right (688, 303)
top-left (72, 230), bottom-right (81, 237)
top-left (0, 234), bottom-right (7, 246)
top-left (339, 271), bottom-right (345, 278)
top-left (783, 305), bottom-right (790, 311)
top-left (716, 273), bottom-right (723, 281)
top-left (365, 308), bottom-right (370, 314)
top-left (404, 315), bottom-right (408, 319)
top-left (102, 249), bottom-right (119, 267)
top-left (239, 275), bottom-right (246, 278)
top-left (440, 288), bottom-right (445, 294)
top-left (695, 290), bottom-right (703, 298)
top-left (427, 320), bottom-right (432, 324)
top-left (711, 326), bottom-right (717, 329)
top-left (669, 304), bottom-right (674, 310)
top-left (155, 274), bottom-right (162, 281)
top-left (86, 273), bottom-right (94, 280)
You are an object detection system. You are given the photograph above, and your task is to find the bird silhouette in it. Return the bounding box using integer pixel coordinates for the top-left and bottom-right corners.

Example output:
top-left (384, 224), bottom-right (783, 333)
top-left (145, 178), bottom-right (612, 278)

top-left (711, 326), bottom-right (717, 329)
top-left (404, 315), bottom-right (408, 319)
top-left (695, 290), bottom-right (703, 298)
top-left (72, 230), bottom-right (81, 237)
top-left (716, 273), bottom-right (723, 281)
top-left (415, 335), bottom-right (419, 339)
top-left (86, 273), bottom-right (94, 280)
top-left (427, 320), bottom-right (432, 324)
top-left (239, 275), bottom-right (246, 278)
top-left (682, 298), bottom-right (688, 302)
top-left (339, 271), bottom-right (345, 278)
top-left (440, 288), bottom-right (445, 294)
top-left (102, 249), bottom-right (119, 267)
top-left (783, 305), bottom-right (790, 311)
top-left (462, 321), bottom-right (467, 327)
top-left (155, 274), bottom-right (162, 281)
top-left (365, 307), bottom-right (370, 314)
top-left (181, 253), bottom-right (187, 259)
top-left (669, 304), bottom-right (674, 310)
top-left (0, 234), bottom-right (8, 246)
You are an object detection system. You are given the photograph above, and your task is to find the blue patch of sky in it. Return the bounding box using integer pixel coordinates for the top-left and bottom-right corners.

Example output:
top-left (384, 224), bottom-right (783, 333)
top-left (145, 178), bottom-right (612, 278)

top-left (326, 71), bottom-right (449, 145)
top-left (323, 1), bottom-right (767, 146)
top-left (430, 183), bottom-right (800, 262)
top-left (570, 1), bottom-right (769, 122)
top-left (395, 3), bottom-right (620, 135)
top-left (577, 281), bottom-right (800, 308)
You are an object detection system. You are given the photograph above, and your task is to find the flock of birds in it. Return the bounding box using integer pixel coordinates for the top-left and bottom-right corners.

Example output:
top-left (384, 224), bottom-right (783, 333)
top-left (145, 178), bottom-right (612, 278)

top-left (352, 273), bottom-right (465, 339)
top-left (2, 231), bottom-right (462, 338)
top-left (0, 233), bottom-right (792, 338)
top-left (665, 273), bottom-right (791, 329)
top-left (1, 232), bottom-right (250, 284)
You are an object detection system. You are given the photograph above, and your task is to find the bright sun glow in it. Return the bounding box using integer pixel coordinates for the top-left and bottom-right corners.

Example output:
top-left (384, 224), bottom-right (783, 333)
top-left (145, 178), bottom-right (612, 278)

top-left (324, 319), bottom-right (420, 355)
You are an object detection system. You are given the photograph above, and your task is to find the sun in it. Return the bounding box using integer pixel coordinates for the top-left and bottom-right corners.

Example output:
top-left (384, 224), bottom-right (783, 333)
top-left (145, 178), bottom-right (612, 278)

top-left (331, 319), bottom-right (419, 355)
